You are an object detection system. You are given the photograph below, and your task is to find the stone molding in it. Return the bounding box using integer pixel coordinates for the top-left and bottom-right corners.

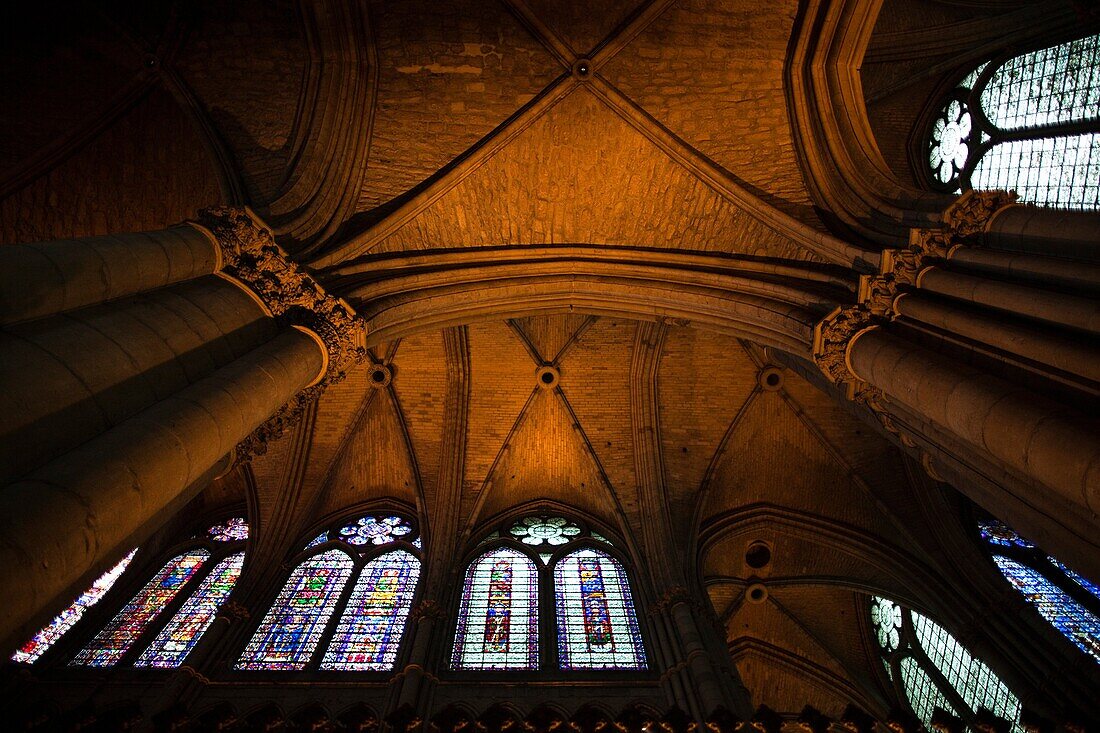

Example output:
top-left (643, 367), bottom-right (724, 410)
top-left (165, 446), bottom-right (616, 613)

top-left (194, 206), bottom-right (367, 458)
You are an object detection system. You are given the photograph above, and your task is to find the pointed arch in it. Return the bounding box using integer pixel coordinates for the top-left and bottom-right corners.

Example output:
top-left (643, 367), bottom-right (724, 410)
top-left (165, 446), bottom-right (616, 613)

top-left (553, 547), bottom-right (646, 670)
top-left (70, 550), bottom-right (210, 667)
top-left (135, 552), bottom-right (245, 667)
top-left (320, 548), bottom-right (421, 670)
top-left (237, 549), bottom-right (356, 670)
top-left (452, 547), bottom-right (539, 670)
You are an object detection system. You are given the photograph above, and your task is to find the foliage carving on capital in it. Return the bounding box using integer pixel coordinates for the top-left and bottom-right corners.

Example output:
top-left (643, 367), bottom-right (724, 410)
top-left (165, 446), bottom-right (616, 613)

top-left (942, 189), bottom-right (1018, 238)
top-left (216, 600), bottom-right (251, 624)
top-left (812, 306), bottom-right (875, 389)
top-left (195, 206), bottom-right (368, 460)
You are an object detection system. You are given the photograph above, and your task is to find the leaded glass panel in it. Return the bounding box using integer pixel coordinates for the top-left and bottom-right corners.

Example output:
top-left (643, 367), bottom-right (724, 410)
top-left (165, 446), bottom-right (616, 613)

top-left (452, 547), bottom-right (538, 670)
top-left (991, 556), bottom-right (1100, 662)
top-left (71, 550), bottom-right (209, 667)
top-left (338, 515), bottom-right (413, 546)
top-left (1049, 557), bottom-right (1100, 600)
top-left (321, 550), bottom-right (420, 671)
top-left (209, 517), bottom-right (249, 542)
top-left (980, 35), bottom-right (1100, 130)
top-left (554, 548), bottom-right (646, 669)
top-left (971, 134), bottom-right (1100, 210)
top-left (508, 516), bottom-right (581, 546)
top-left (237, 550), bottom-right (354, 670)
top-left (135, 553), bottom-right (244, 668)
top-left (870, 596), bottom-right (902, 652)
top-left (899, 656), bottom-right (959, 723)
top-left (11, 549), bottom-right (137, 664)
top-left (911, 611), bottom-right (1022, 724)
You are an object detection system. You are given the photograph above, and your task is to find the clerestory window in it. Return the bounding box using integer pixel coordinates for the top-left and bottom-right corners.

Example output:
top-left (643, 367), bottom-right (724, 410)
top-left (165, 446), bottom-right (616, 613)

top-left (925, 33), bottom-right (1100, 209)
top-left (451, 514), bottom-right (647, 671)
top-left (67, 517), bottom-right (249, 668)
top-left (870, 596), bottom-right (1022, 730)
top-left (977, 517), bottom-right (1100, 663)
top-left (236, 513), bottom-right (421, 671)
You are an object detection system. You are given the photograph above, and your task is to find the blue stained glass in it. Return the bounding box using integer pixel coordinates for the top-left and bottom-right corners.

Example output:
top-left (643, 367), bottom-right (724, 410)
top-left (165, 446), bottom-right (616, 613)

top-left (554, 548), bottom-right (646, 670)
top-left (1049, 557), bottom-right (1100, 600)
top-left (134, 553), bottom-right (244, 668)
top-left (452, 547), bottom-right (538, 669)
top-left (209, 517), bottom-right (249, 542)
top-left (71, 550), bottom-right (209, 667)
top-left (978, 518), bottom-right (1034, 548)
top-left (339, 515), bottom-right (413, 546)
top-left (237, 550), bottom-right (354, 670)
top-left (11, 549), bottom-right (137, 664)
top-left (993, 556), bottom-right (1100, 662)
top-left (303, 530), bottom-right (327, 548)
top-left (320, 550), bottom-right (420, 670)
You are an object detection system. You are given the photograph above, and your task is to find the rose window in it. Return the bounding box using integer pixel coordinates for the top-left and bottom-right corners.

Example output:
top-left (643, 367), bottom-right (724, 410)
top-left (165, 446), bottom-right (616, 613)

top-left (929, 98), bottom-right (971, 186)
top-left (508, 516), bottom-right (581, 546)
top-left (339, 515), bottom-right (413, 546)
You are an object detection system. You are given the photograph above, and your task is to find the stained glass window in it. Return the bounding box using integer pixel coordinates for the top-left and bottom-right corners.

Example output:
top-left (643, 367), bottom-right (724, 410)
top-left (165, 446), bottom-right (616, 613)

top-left (926, 32), bottom-right (1100, 209)
top-left (134, 553), bottom-right (244, 668)
top-left (321, 550), bottom-right (420, 671)
top-left (209, 517), bottom-right (249, 542)
top-left (509, 516), bottom-right (582, 546)
top-left (338, 515), bottom-right (413, 546)
top-left (452, 547), bottom-right (538, 670)
top-left (977, 517), bottom-right (1100, 663)
top-left (871, 596), bottom-right (1023, 730)
top-left (11, 549), bottom-right (137, 664)
top-left (71, 550), bottom-right (209, 667)
top-left (237, 550), bottom-right (354, 670)
top-left (991, 556), bottom-right (1100, 662)
top-left (304, 532), bottom-right (329, 550)
top-left (554, 548), bottom-right (646, 669)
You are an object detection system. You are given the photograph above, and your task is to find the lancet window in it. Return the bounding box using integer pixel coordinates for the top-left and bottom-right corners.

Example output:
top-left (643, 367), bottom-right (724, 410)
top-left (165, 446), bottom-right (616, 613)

top-left (236, 512), bottom-right (421, 671)
top-left (925, 33), bottom-right (1099, 209)
top-left (977, 518), bottom-right (1100, 663)
top-left (64, 517), bottom-right (249, 668)
top-left (451, 514), bottom-right (647, 671)
top-left (870, 596), bottom-right (1022, 729)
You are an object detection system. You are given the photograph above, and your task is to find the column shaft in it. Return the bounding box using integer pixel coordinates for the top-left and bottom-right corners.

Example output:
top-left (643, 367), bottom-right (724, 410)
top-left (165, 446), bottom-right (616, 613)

top-left (0, 327), bottom-right (325, 651)
top-left (848, 329), bottom-right (1100, 515)
top-left (0, 225), bottom-right (218, 326)
top-left (983, 205), bottom-right (1100, 262)
top-left (949, 248), bottom-right (1100, 293)
top-left (919, 268), bottom-right (1100, 334)
top-left (895, 293), bottom-right (1100, 383)
top-left (0, 276), bottom-right (275, 483)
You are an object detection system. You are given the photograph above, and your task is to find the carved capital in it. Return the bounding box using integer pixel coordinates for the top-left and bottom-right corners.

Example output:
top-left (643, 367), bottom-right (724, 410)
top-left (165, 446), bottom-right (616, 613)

top-left (942, 189), bottom-right (1017, 238)
top-left (812, 306), bottom-right (875, 390)
top-left (195, 207), bottom-right (368, 460)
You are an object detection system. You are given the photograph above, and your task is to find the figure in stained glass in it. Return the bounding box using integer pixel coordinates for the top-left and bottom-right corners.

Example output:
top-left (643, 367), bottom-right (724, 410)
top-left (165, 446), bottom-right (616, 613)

top-left (72, 550), bottom-right (209, 667)
top-left (452, 547), bottom-right (538, 670)
top-left (554, 548), bottom-right (646, 670)
top-left (135, 553), bottom-right (244, 667)
top-left (321, 550), bottom-right (421, 671)
top-left (977, 517), bottom-right (1100, 664)
top-left (237, 550), bottom-right (354, 670)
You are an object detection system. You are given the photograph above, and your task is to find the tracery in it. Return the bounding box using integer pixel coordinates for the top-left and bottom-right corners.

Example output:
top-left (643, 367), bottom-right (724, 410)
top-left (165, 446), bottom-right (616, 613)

top-left (238, 512), bottom-right (421, 671)
top-left (452, 514), bottom-right (646, 671)
top-left (68, 516), bottom-right (250, 668)
top-left (926, 33), bottom-right (1100, 209)
top-left (870, 596), bottom-right (1022, 729)
top-left (978, 518), bottom-right (1100, 662)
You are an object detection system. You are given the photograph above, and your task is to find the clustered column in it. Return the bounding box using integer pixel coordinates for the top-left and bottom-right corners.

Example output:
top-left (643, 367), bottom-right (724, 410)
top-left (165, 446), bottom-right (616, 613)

top-left (813, 190), bottom-right (1100, 580)
top-left (0, 208), bottom-right (364, 654)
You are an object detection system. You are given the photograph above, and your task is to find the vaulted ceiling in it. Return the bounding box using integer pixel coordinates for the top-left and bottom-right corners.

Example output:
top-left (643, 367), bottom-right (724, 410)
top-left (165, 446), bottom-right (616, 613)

top-left (0, 0), bottom-right (1072, 717)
